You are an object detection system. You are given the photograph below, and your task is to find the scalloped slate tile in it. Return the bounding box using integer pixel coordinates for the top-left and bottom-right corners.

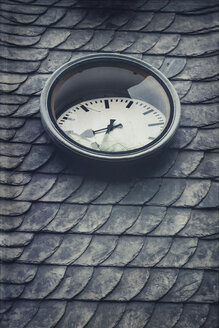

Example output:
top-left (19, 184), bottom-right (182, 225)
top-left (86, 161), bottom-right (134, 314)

top-left (72, 204), bottom-right (112, 233)
top-left (38, 50), bottom-right (72, 73)
top-left (26, 301), bottom-right (66, 328)
top-left (0, 264), bottom-right (37, 284)
top-left (56, 301), bottom-right (97, 328)
top-left (147, 303), bottom-right (183, 328)
top-left (160, 57), bottom-right (186, 78)
top-left (18, 202), bottom-right (59, 231)
top-left (0, 200), bottom-right (31, 216)
top-left (0, 232), bottom-right (33, 246)
top-left (33, 7), bottom-right (66, 25)
top-left (120, 12), bottom-right (154, 31)
top-left (197, 182), bottom-right (219, 208)
top-left (0, 83), bottom-right (19, 93)
top-left (170, 33), bottom-right (219, 56)
top-left (40, 175), bottom-right (82, 202)
top-left (0, 129), bottom-right (16, 141)
top-left (125, 32), bottom-right (159, 53)
top-left (174, 304), bottom-right (209, 328)
top-left (173, 179), bottom-right (211, 207)
top-left (171, 81), bottom-right (192, 99)
top-left (22, 265), bottom-right (66, 299)
top-left (117, 302), bottom-right (154, 328)
top-left (0, 284), bottom-right (24, 300)
top-left (106, 268), bottom-right (150, 301)
top-left (102, 236), bottom-right (144, 266)
top-left (19, 234), bottom-right (63, 263)
top-left (37, 151), bottom-right (66, 173)
top-left (202, 304), bottom-right (219, 328)
top-left (120, 179), bottom-right (161, 205)
top-left (13, 97), bottom-right (40, 117)
top-left (0, 171), bottom-right (30, 185)
top-left (177, 56), bottom-right (219, 80)
top-left (130, 237), bottom-right (172, 267)
top-left (0, 184), bottom-right (23, 199)
top-left (179, 209), bottom-right (219, 237)
top-left (58, 30), bottom-right (93, 50)
top-left (16, 74), bottom-right (50, 95)
top-left (44, 203), bottom-right (87, 233)
top-left (100, 10), bottom-right (131, 29)
top-left (162, 0), bottom-right (219, 12)
top-left (143, 12), bottom-right (175, 32)
top-left (126, 206), bottom-right (166, 235)
top-left (0, 142), bottom-right (30, 157)
top-left (184, 239), bottom-right (219, 269)
top-left (158, 237), bottom-right (198, 267)
top-left (67, 177), bottom-right (108, 203)
top-left (0, 3), bottom-right (46, 14)
top-left (0, 45), bottom-right (48, 61)
top-left (149, 208), bottom-right (191, 236)
top-left (36, 29), bottom-right (71, 48)
top-left (135, 268), bottom-right (178, 301)
top-left (182, 81), bottom-right (219, 103)
top-left (142, 55), bottom-right (164, 69)
top-left (0, 10), bottom-right (38, 24)
top-left (166, 151), bottom-right (204, 177)
top-left (77, 8), bottom-right (112, 28)
top-left (167, 12), bottom-right (219, 33)
top-left (0, 104), bottom-right (19, 116)
top-left (76, 267), bottom-right (123, 300)
top-left (96, 206), bottom-right (141, 234)
top-left (81, 30), bottom-right (114, 51)
top-left (45, 234), bottom-right (92, 265)
top-left (0, 58), bottom-right (40, 74)
top-left (103, 31), bottom-right (136, 52)
top-left (1, 301), bottom-right (40, 328)
top-left (147, 34), bottom-right (180, 54)
top-left (0, 247), bottom-right (23, 262)
top-left (189, 271), bottom-right (219, 303)
top-left (185, 129), bottom-right (219, 150)
top-left (0, 32), bottom-right (40, 47)
top-left (74, 235), bottom-right (118, 266)
top-left (163, 270), bottom-right (203, 302)
top-left (148, 178), bottom-right (186, 206)
top-left (191, 153), bottom-right (219, 178)
top-left (16, 174), bottom-right (57, 201)
top-left (170, 128), bottom-right (198, 149)
top-left (48, 266), bottom-right (93, 299)
top-left (18, 145), bottom-right (54, 171)
top-left (0, 215), bottom-right (23, 231)
top-left (12, 119), bottom-right (43, 142)
top-left (181, 103), bottom-right (219, 127)
top-left (86, 302), bottom-right (126, 328)
top-left (54, 8), bottom-right (87, 27)
top-left (93, 179), bottom-right (134, 204)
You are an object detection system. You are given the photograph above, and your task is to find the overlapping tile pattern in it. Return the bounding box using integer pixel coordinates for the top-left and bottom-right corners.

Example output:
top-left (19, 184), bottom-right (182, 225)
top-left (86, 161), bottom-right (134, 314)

top-left (0, 0), bottom-right (219, 327)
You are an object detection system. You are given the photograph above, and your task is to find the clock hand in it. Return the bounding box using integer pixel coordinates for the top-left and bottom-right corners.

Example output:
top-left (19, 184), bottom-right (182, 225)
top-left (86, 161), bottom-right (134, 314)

top-left (80, 123), bottom-right (123, 138)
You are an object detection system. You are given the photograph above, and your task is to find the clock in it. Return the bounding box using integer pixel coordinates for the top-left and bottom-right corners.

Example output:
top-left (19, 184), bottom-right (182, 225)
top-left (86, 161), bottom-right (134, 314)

top-left (40, 54), bottom-right (180, 161)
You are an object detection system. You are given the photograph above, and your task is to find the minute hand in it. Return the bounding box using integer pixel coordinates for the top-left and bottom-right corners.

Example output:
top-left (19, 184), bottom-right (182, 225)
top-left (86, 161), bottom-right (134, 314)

top-left (94, 123), bottom-right (123, 134)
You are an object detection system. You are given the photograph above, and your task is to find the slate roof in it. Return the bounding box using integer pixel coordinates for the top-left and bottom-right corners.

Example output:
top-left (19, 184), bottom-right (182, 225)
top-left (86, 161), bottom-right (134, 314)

top-left (0, 0), bottom-right (219, 327)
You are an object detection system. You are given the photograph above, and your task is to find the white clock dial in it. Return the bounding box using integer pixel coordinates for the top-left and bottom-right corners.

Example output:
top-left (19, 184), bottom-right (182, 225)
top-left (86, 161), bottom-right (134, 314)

top-left (57, 97), bottom-right (166, 153)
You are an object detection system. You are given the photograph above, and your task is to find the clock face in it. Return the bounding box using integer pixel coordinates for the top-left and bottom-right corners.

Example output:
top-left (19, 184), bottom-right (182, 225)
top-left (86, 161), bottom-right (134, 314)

top-left (40, 54), bottom-right (180, 161)
top-left (57, 97), bottom-right (166, 153)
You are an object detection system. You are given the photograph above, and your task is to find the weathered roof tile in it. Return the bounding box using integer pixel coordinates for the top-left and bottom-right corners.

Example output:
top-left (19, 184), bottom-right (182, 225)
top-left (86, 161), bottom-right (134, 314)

top-left (33, 7), bottom-right (66, 26)
top-left (0, 45), bottom-right (48, 61)
top-left (135, 268), bottom-right (178, 301)
top-left (0, 200), bottom-right (31, 216)
top-left (96, 206), bottom-right (140, 234)
top-left (45, 234), bottom-right (92, 264)
top-left (0, 263), bottom-right (37, 284)
top-left (57, 30), bottom-right (93, 50)
top-left (35, 29), bottom-right (71, 49)
top-left (44, 204), bottom-right (87, 233)
top-left (76, 267), bottom-right (123, 300)
top-left (0, 232), bottom-right (33, 247)
top-left (48, 266), bottom-right (93, 299)
top-left (18, 234), bottom-right (63, 263)
top-left (22, 265), bottom-right (66, 299)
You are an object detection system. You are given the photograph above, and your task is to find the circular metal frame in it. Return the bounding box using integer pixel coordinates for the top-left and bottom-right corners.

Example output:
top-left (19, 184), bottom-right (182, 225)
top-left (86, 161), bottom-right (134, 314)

top-left (40, 53), bottom-right (181, 161)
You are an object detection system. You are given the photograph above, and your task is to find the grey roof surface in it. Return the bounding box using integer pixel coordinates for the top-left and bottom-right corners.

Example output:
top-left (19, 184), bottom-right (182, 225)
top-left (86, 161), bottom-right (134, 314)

top-left (0, 0), bottom-right (219, 327)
